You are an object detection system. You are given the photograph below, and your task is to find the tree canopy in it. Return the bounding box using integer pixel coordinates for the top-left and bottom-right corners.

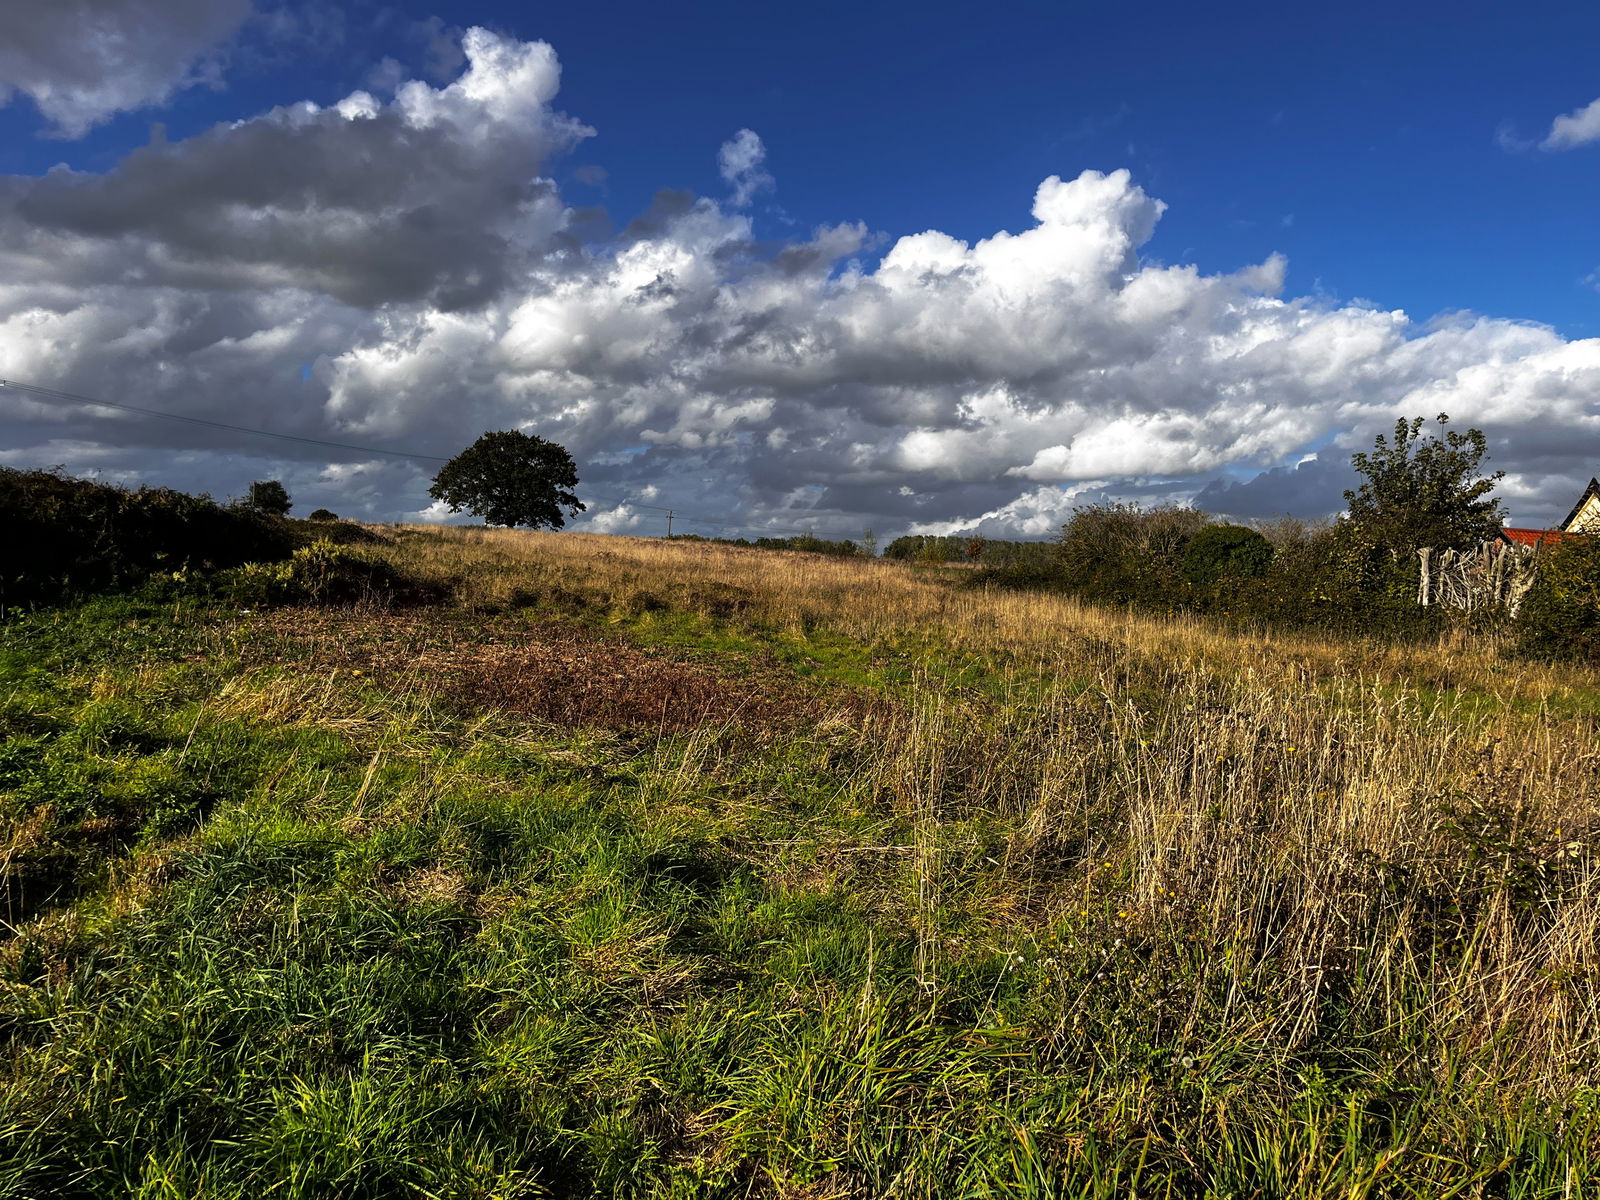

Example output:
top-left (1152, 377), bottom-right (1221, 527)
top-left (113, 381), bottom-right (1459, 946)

top-left (428, 431), bottom-right (585, 530)
top-left (245, 480), bottom-right (292, 516)
top-left (1343, 414), bottom-right (1504, 555)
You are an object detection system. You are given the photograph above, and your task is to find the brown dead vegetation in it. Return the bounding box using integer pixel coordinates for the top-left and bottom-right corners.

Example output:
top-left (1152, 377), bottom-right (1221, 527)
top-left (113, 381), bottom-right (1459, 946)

top-left (249, 609), bottom-right (879, 734)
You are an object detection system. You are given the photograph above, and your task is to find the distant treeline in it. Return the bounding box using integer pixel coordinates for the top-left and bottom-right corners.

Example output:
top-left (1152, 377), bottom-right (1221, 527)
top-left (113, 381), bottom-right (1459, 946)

top-left (981, 504), bottom-right (1359, 627)
top-left (882, 535), bottom-right (1055, 572)
top-left (665, 531), bottom-right (1060, 568)
top-left (666, 533), bottom-right (865, 558)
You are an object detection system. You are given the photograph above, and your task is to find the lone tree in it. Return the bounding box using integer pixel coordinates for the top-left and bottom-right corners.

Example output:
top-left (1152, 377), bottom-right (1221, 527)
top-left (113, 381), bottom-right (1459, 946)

top-left (1343, 413), bottom-right (1504, 556)
top-left (245, 480), bottom-right (292, 516)
top-left (428, 430), bottom-right (585, 529)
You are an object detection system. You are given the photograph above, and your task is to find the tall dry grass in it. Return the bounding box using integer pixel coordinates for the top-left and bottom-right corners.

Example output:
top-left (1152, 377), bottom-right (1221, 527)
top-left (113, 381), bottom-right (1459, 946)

top-left (364, 525), bottom-right (1600, 1092)
top-left (371, 525), bottom-right (1595, 701)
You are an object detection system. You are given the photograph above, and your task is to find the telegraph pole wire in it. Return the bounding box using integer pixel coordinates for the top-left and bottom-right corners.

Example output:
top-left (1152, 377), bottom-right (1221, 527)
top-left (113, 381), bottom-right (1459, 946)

top-left (0, 377), bottom-right (453, 463)
top-left (1, 376), bottom-right (875, 544)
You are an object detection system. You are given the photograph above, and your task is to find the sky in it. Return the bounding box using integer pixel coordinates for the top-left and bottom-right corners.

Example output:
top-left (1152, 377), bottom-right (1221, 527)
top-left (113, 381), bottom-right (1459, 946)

top-left (1, 0), bottom-right (1598, 539)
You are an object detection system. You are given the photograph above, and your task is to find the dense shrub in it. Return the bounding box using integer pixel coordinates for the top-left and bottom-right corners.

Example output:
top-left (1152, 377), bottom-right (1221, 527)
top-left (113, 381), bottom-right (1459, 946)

top-left (1514, 535), bottom-right (1600, 662)
top-left (1052, 504), bottom-right (1207, 607)
top-left (308, 508), bottom-right (338, 522)
top-left (1303, 521), bottom-right (1446, 639)
top-left (1214, 520), bottom-right (1437, 638)
top-left (979, 504), bottom-right (1444, 640)
top-left (219, 539), bottom-right (426, 608)
top-left (2, 468), bottom-right (296, 609)
top-left (977, 417), bottom-right (1503, 642)
top-left (1181, 524), bottom-right (1274, 586)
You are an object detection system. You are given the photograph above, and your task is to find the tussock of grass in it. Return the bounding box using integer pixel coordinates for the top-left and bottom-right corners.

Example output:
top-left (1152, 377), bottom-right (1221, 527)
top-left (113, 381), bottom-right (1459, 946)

top-left (1, 531), bottom-right (1597, 1196)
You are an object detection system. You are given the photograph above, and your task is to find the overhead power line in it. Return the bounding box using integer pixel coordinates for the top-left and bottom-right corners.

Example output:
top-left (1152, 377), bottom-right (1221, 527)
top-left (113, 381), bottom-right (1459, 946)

top-left (0, 377), bottom-right (453, 463)
top-left (0, 375), bottom-right (873, 543)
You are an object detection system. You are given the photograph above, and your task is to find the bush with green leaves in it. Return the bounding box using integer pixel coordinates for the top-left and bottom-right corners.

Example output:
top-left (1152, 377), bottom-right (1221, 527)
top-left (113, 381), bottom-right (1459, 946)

top-left (221, 539), bottom-right (424, 609)
top-left (1210, 519), bottom-right (1436, 638)
top-left (2, 468), bottom-right (296, 609)
top-left (1275, 413), bottom-right (1504, 638)
top-left (1515, 535), bottom-right (1600, 662)
top-left (1181, 524), bottom-right (1274, 586)
top-left (1053, 504), bottom-right (1208, 607)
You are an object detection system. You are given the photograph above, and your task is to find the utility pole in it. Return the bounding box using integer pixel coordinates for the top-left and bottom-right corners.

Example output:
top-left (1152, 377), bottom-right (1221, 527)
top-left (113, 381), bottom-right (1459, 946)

top-left (665, 510), bottom-right (674, 538)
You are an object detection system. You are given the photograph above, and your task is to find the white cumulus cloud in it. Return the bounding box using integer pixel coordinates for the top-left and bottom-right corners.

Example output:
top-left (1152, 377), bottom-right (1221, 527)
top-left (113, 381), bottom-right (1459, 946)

top-left (1542, 96), bottom-right (1600, 151)
top-left (718, 128), bottom-right (774, 207)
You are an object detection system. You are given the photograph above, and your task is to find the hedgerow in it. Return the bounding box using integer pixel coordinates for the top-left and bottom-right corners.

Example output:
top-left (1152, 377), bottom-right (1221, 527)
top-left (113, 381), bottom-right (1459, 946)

top-left (1, 468), bottom-right (295, 609)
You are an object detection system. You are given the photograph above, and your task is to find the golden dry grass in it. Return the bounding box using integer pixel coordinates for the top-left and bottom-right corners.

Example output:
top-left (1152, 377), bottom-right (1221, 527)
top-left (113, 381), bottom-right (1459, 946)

top-left (370, 524), bottom-right (1598, 700)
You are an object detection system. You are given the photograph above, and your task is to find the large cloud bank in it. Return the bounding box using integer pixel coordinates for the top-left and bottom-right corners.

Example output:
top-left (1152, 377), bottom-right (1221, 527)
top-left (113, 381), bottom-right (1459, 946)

top-left (3, 28), bottom-right (1598, 536)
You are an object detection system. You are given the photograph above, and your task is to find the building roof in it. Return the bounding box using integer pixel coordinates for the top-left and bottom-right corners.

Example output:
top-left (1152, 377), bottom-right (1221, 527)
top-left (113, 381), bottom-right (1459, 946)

top-left (1561, 477), bottom-right (1600, 532)
top-left (1499, 527), bottom-right (1572, 548)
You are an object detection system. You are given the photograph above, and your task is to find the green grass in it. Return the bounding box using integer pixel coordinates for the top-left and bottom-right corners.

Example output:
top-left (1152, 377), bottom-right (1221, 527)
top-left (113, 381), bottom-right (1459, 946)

top-left (580, 600), bottom-right (1038, 701)
top-left (1, 580), bottom-right (1597, 1198)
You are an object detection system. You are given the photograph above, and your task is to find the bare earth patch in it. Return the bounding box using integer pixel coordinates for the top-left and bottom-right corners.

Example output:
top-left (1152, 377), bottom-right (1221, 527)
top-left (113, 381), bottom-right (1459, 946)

top-left (248, 610), bottom-right (878, 733)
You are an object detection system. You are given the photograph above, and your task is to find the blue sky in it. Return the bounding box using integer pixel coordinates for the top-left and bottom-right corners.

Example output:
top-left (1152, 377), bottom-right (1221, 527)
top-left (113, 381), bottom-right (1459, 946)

top-left (538, 0), bottom-right (1600, 338)
top-left (2, 0), bottom-right (1598, 534)
top-left (7, 0), bottom-right (1593, 333)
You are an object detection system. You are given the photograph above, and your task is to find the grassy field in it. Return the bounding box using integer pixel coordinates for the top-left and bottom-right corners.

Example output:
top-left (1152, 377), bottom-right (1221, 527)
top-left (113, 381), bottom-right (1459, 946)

top-left (2, 526), bottom-right (1598, 1198)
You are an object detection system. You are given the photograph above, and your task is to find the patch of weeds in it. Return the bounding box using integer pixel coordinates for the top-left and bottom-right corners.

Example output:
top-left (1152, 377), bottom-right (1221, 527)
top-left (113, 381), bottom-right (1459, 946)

top-left (217, 539), bottom-right (436, 609)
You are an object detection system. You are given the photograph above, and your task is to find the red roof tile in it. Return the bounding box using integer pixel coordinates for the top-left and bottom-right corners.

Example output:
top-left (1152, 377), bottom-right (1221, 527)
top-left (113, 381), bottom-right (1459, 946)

top-left (1499, 527), bottom-right (1571, 548)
